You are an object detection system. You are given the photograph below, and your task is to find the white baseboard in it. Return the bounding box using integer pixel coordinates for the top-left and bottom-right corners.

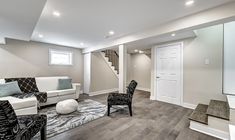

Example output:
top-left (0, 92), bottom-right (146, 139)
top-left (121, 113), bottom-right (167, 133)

top-left (190, 121), bottom-right (230, 140)
top-left (182, 102), bottom-right (197, 109)
top-left (150, 96), bottom-right (156, 100)
top-left (89, 88), bottom-right (118, 96)
top-left (136, 87), bottom-right (151, 92)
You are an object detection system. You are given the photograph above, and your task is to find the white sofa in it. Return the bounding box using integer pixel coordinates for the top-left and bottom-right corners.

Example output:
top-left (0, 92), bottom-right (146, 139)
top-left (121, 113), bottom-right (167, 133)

top-left (0, 76), bottom-right (81, 115)
top-left (36, 76), bottom-right (81, 106)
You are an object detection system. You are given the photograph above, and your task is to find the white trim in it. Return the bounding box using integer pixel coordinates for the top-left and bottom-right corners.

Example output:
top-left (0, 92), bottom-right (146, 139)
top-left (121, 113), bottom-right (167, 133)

top-left (154, 42), bottom-right (184, 106)
top-left (83, 53), bottom-right (91, 93)
top-left (100, 52), bottom-right (119, 78)
top-left (136, 87), bottom-right (151, 92)
top-left (190, 121), bottom-right (230, 140)
top-left (182, 102), bottom-right (197, 109)
top-left (89, 88), bottom-right (118, 96)
top-left (150, 96), bottom-right (155, 100)
top-left (229, 124), bottom-right (235, 140)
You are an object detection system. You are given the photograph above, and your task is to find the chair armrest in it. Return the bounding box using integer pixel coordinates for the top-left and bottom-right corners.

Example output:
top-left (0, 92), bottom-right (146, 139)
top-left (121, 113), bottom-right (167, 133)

top-left (72, 83), bottom-right (81, 99)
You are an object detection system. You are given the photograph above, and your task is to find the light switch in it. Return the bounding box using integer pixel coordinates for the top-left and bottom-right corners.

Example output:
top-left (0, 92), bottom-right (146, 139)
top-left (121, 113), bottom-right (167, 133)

top-left (205, 58), bottom-right (210, 65)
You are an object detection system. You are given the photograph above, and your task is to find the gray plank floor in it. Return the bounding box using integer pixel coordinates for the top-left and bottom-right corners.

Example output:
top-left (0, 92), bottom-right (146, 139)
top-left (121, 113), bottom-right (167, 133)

top-left (49, 90), bottom-right (220, 140)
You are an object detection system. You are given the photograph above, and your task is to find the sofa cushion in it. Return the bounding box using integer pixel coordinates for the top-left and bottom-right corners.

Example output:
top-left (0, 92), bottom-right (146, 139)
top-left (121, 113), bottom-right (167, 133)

top-left (58, 79), bottom-right (72, 90)
top-left (0, 96), bottom-right (37, 110)
top-left (47, 90), bottom-right (60, 97)
top-left (12, 92), bottom-right (47, 103)
top-left (59, 89), bottom-right (76, 96)
top-left (5, 78), bottom-right (39, 93)
top-left (36, 76), bottom-right (69, 92)
top-left (0, 82), bottom-right (22, 97)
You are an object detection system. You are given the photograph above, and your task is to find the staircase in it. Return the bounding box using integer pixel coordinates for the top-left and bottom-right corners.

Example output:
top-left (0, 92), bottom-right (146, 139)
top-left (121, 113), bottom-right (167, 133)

top-left (100, 50), bottom-right (119, 77)
top-left (189, 100), bottom-right (232, 140)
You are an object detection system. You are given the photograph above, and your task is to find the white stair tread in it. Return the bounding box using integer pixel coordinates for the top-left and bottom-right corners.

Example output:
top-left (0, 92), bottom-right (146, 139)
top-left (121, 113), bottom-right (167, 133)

top-left (229, 124), bottom-right (235, 140)
top-left (227, 95), bottom-right (235, 110)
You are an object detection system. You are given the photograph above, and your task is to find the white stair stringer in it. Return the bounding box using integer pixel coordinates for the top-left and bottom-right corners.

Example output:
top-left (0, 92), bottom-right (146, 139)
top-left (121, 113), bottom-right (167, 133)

top-left (100, 52), bottom-right (118, 78)
top-left (190, 116), bottom-right (230, 140)
top-left (229, 124), bottom-right (235, 140)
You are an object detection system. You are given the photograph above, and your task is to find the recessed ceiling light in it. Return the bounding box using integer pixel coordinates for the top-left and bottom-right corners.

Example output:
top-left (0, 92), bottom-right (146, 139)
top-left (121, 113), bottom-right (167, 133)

top-left (139, 50), bottom-right (144, 54)
top-left (134, 49), bottom-right (139, 52)
top-left (185, 0), bottom-right (194, 6)
top-left (171, 33), bottom-right (176, 37)
top-left (109, 30), bottom-right (115, 35)
top-left (80, 43), bottom-right (84, 46)
top-left (38, 34), bottom-right (43, 38)
top-left (53, 11), bottom-right (61, 17)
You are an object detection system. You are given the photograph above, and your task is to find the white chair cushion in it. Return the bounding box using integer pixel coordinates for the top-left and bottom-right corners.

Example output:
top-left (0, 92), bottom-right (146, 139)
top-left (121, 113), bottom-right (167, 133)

top-left (56, 99), bottom-right (78, 114)
top-left (0, 96), bottom-right (37, 110)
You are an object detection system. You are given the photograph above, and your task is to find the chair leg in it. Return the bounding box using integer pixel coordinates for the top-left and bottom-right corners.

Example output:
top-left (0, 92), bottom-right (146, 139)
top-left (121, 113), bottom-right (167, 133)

top-left (107, 105), bottom-right (111, 116)
top-left (41, 125), bottom-right (47, 140)
top-left (128, 104), bottom-right (132, 116)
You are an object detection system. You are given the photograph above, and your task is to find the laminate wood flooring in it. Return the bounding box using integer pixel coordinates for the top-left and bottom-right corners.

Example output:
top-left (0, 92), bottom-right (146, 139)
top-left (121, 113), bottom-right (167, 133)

top-left (49, 90), bottom-right (220, 140)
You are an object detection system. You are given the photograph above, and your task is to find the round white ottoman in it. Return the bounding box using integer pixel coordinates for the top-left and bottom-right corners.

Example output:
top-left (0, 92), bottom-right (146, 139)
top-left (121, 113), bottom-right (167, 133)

top-left (56, 99), bottom-right (78, 114)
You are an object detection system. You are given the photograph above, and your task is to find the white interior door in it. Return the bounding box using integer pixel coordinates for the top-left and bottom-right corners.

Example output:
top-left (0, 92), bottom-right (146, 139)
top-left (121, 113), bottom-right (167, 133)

top-left (156, 43), bottom-right (183, 105)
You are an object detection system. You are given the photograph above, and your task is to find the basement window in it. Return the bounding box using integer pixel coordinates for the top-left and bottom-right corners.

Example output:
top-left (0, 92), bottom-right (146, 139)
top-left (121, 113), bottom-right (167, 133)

top-left (49, 49), bottom-right (73, 65)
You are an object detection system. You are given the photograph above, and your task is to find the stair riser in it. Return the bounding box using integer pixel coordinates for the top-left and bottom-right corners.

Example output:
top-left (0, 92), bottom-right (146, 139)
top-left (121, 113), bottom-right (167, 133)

top-left (208, 116), bottom-right (229, 132)
top-left (190, 121), bottom-right (230, 140)
top-left (230, 109), bottom-right (235, 124)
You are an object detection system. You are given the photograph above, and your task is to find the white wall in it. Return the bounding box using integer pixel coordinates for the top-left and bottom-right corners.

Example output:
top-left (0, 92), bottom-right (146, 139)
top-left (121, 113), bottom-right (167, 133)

top-left (183, 24), bottom-right (225, 105)
top-left (128, 53), bottom-right (151, 91)
top-left (0, 39), bottom-right (83, 84)
top-left (223, 21), bottom-right (235, 95)
top-left (90, 52), bottom-right (118, 94)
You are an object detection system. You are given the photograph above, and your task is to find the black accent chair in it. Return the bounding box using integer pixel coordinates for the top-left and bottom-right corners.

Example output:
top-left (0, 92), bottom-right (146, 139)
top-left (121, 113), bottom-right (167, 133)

top-left (0, 100), bottom-right (47, 140)
top-left (107, 80), bottom-right (138, 116)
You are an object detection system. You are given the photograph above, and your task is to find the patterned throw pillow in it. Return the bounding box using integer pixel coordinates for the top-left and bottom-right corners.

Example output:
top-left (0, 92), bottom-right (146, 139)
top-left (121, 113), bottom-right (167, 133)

top-left (5, 78), bottom-right (39, 94)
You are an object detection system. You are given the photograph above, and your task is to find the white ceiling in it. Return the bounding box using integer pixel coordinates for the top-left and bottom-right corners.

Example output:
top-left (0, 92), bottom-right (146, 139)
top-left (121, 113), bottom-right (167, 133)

top-left (126, 30), bottom-right (197, 53)
top-left (0, 0), bottom-right (233, 49)
top-left (0, 0), bottom-right (47, 41)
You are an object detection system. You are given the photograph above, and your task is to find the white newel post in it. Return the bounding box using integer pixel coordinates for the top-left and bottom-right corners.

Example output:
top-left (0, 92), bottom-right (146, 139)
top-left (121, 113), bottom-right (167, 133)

top-left (119, 44), bottom-right (127, 93)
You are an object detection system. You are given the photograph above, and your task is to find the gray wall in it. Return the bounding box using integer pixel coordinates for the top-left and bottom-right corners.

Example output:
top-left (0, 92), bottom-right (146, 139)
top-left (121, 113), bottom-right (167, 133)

top-left (90, 52), bottom-right (118, 93)
top-left (183, 24), bottom-right (225, 105)
top-left (128, 53), bottom-right (151, 90)
top-left (151, 24), bottom-right (225, 105)
top-left (0, 39), bottom-right (83, 84)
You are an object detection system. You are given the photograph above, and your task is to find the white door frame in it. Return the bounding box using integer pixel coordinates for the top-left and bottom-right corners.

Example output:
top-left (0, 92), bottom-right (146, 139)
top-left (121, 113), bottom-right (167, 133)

top-left (152, 42), bottom-right (183, 106)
